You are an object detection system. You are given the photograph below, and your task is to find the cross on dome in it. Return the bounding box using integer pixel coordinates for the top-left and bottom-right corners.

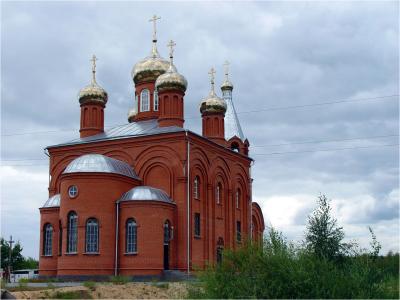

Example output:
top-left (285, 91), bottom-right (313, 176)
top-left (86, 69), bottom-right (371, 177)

top-left (90, 54), bottom-right (98, 83)
top-left (223, 60), bottom-right (230, 80)
top-left (149, 15), bottom-right (161, 42)
top-left (167, 40), bottom-right (176, 64)
top-left (208, 67), bottom-right (216, 92)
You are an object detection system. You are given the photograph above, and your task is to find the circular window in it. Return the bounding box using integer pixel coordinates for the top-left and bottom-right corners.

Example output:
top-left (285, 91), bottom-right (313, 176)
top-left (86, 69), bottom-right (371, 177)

top-left (68, 185), bottom-right (78, 198)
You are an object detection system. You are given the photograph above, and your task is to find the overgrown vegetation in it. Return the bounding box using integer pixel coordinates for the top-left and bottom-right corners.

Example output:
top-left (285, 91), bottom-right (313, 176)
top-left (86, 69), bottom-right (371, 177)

top-left (189, 194), bottom-right (399, 299)
top-left (50, 290), bottom-right (92, 299)
top-left (83, 281), bottom-right (96, 291)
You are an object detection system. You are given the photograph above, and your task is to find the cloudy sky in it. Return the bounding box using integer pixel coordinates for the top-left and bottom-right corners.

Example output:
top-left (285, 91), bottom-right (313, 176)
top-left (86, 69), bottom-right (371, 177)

top-left (1, 1), bottom-right (399, 259)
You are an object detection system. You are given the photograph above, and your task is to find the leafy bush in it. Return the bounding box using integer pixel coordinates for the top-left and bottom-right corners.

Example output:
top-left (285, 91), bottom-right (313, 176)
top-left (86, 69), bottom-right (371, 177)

top-left (189, 228), bottom-right (399, 299)
top-left (109, 275), bottom-right (130, 285)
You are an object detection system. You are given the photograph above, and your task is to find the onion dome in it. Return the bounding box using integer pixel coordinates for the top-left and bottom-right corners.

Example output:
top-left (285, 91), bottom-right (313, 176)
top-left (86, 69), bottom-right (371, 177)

top-left (155, 40), bottom-right (187, 93)
top-left (127, 107), bottom-right (137, 123)
top-left (78, 55), bottom-right (108, 105)
top-left (200, 68), bottom-right (227, 114)
top-left (131, 15), bottom-right (169, 84)
top-left (220, 61), bottom-right (234, 91)
top-left (118, 186), bottom-right (173, 203)
top-left (63, 154), bottom-right (139, 179)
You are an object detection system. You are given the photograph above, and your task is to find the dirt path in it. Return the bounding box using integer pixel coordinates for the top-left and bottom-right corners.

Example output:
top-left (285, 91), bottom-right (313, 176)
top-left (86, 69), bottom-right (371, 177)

top-left (11, 282), bottom-right (188, 299)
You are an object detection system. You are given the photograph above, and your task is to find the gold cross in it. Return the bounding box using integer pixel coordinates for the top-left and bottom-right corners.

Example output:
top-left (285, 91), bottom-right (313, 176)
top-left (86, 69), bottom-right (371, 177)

top-left (208, 67), bottom-right (216, 91)
top-left (167, 40), bottom-right (176, 59)
top-left (90, 54), bottom-right (98, 82)
top-left (149, 15), bottom-right (161, 41)
top-left (223, 60), bottom-right (230, 79)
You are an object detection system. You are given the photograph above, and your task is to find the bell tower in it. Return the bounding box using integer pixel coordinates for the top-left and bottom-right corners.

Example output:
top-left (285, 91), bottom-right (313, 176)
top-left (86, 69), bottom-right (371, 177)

top-left (78, 55), bottom-right (108, 138)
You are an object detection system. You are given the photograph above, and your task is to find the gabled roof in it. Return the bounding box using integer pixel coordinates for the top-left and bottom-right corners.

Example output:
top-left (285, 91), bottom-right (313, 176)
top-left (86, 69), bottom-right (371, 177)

top-left (47, 119), bottom-right (185, 149)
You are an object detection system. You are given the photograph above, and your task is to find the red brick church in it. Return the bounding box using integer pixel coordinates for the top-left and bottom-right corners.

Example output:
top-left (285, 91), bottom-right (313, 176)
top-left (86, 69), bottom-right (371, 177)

top-left (39, 16), bottom-right (265, 278)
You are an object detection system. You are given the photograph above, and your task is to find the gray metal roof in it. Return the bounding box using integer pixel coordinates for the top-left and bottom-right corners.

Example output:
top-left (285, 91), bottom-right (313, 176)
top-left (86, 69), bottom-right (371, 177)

top-left (42, 194), bottom-right (60, 208)
top-left (63, 154), bottom-right (139, 179)
top-left (118, 186), bottom-right (173, 203)
top-left (48, 119), bottom-right (185, 148)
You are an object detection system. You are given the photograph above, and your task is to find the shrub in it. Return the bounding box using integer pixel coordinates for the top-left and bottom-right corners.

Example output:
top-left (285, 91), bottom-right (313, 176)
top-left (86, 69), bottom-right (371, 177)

top-left (50, 290), bottom-right (92, 299)
top-left (189, 228), bottom-right (398, 299)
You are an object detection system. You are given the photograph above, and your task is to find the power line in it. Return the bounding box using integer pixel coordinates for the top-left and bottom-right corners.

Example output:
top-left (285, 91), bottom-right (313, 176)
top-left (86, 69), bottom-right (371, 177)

top-left (252, 144), bottom-right (399, 156)
top-left (2, 94), bottom-right (398, 137)
top-left (1, 144), bottom-right (398, 166)
top-left (251, 134), bottom-right (399, 148)
top-left (1, 134), bottom-right (398, 162)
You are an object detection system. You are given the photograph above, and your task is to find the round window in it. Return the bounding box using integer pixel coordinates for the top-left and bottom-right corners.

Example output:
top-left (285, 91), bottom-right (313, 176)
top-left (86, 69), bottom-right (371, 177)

top-left (68, 185), bottom-right (78, 198)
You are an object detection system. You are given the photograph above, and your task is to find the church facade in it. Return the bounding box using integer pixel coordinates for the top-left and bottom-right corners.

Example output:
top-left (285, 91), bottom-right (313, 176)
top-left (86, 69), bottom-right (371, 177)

top-left (39, 17), bottom-right (265, 277)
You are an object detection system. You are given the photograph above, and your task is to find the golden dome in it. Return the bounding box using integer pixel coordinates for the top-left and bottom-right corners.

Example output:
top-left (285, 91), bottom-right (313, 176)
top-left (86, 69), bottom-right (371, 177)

top-left (200, 90), bottom-right (227, 114)
top-left (221, 79), bottom-right (233, 91)
top-left (155, 40), bottom-right (187, 93)
top-left (200, 67), bottom-right (227, 114)
top-left (131, 42), bottom-right (169, 84)
top-left (79, 55), bottom-right (108, 105)
top-left (127, 107), bottom-right (137, 123)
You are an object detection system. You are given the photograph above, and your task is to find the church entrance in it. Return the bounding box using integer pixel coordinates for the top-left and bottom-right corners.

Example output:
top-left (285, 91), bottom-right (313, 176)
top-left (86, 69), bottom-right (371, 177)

top-left (163, 244), bottom-right (169, 270)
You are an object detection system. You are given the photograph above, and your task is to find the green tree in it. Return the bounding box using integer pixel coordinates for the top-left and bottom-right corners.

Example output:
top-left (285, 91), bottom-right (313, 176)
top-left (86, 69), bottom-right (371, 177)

top-left (1, 238), bottom-right (27, 270)
top-left (305, 194), bottom-right (345, 260)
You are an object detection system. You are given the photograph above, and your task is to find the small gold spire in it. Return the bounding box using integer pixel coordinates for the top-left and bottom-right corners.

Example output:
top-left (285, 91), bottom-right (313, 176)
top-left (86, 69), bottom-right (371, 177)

top-left (223, 60), bottom-right (230, 81)
top-left (167, 39), bottom-right (176, 65)
top-left (208, 67), bottom-right (216, 93)
top-left (90, 54), bottom-right (98, 84)
top-left (149, 15), bottom-right (161, 42)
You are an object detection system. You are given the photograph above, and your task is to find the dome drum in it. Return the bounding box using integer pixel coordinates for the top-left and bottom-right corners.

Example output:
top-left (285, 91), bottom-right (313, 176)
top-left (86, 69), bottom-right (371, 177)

top-left (200, 96), bottom-right (227, 115)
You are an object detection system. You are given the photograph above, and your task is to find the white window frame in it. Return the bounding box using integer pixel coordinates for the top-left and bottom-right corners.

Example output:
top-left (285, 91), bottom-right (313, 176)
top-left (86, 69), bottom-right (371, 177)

top-left (154, 90), bottom-right (159, 111)
top-left (140, 89), bottom-right (150, 112)
top-left (44, 224), bottom-right (53, 256)
top-left (85, 218), bottom-right (99, 253)
top-left (194, 177), bottom-right (199, 199)
top-left (67, 212), bottom-right (78, 253)
top-left (126, 219), bottom-right (137, 253)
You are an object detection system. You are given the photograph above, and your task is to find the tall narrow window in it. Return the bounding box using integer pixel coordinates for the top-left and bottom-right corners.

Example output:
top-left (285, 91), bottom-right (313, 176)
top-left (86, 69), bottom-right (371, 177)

top-left (236, 221), bottom-right (242, 242)
top-left (194, 213), bottom-right (201, 237)
top-left (193, 176), bottom-right (199, 199)
top-left (154, 90), bottom-right (159, 111)
top-left (164, 220), bottom-right (171, 244)
top-left (236, 189), bottom-right (241, 209)
top-left (216, 183), bottom-right (222, 204)
top-left (140, 89), bottom-right (150, 112)
top-left (126, 219), bottom-right (137, 253)
top-left (67, 211), bottom-right (78, 253)
top-left (58, 220), bottom-right (62, 256)
top-left (43, 224), bottom-right (53, 256)
top-left (85, 218), bottom-right (99, 253)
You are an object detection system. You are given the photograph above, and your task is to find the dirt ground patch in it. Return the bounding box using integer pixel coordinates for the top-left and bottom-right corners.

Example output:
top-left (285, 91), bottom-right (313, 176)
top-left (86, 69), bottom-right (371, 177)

top-left (11, 282), bottom-right (188, 299)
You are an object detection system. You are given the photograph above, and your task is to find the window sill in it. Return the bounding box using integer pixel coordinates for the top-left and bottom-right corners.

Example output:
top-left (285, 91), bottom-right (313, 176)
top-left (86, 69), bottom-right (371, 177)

top-left (65, 252), bottom-right (78, 256)
top-left (124, 252), bottom-right (138, 256)
top-left (83, 252), bottom-right (100, 255)
top-left (41, 255), bottom-right (53, 258)
top-left (194, 235), bottom-right (201, 239)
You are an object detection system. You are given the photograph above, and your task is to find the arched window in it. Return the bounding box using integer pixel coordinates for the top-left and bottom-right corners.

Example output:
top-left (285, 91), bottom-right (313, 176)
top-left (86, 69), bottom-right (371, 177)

top-left (58, 220), bottom-right (62, 256)
top-left (236, 189), bottom-right (241, 209)
top-left (164, 220), bottom-right (171, 244)
top-left (126, 219), bottom-right (137, 253)
top-left (43, 224), bottom-right (53, 256)
top-left (193, 176), bottom-right (199, 199)
top-left (67, 211), bottom-right (78, 253)
top-left (231, 142), bottom-right (240, 153)
top-left (85, 218), bottom-right (99, 253)
top-left (216, 183), bottom-right (222, 204)
top-left (140, 89), bottom-right (150, 112)
top-left (154, 90), bottom-right (159, 111)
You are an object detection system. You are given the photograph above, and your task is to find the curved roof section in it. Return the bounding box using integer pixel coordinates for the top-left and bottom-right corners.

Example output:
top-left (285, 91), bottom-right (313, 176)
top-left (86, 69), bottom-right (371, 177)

top-left (42, 194), bottom-right (60, 208)
top-left (63, 154), bottom-right (139, 179)
top-left (119, 186), bottom-right (173, 203)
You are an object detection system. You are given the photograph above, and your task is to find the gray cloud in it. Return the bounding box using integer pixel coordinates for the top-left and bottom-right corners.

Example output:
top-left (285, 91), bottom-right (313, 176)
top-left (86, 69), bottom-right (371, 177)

top-left (1, 1), bottom-right (398, 257)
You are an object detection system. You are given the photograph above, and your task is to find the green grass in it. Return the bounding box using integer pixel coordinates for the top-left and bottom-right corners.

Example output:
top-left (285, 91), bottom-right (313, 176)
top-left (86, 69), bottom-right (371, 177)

top-left (50, 290), bottom-right (92, 299)
top-left (83, 281), bottom-right (96, 291)
top-left (109, 275), bottom-right (130, 285)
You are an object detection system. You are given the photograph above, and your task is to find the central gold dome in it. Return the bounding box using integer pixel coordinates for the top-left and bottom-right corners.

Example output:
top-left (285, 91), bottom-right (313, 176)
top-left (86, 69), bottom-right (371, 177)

top-left (131, 44), bottom-right (169, 84)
